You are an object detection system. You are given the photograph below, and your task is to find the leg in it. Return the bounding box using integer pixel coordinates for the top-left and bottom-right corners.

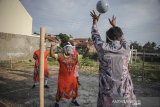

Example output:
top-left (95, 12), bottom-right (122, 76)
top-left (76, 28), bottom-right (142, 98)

top-left (54, 92), bottom-right (61, 107)
top-left (76, 77), bottom-right (81, 85)
top-left (32, 80), bottom-right (36, 89)
top-left (44, 72), bottom-right (49, 88)
top-left (32, 72), bottom-right (37, 89)
top-left (71, 97), bottom-right (80, 106)
top-left (44, 74), bottom-right (49, 88)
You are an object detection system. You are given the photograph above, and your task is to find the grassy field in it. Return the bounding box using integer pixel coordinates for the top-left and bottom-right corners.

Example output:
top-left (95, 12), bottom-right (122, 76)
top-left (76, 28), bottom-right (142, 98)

top-left (48, 56), bottom-right (99, 74)
top-left (129, 61), bottom-right (160, 81)
top-left (48, 57), bottom-right (160, 81)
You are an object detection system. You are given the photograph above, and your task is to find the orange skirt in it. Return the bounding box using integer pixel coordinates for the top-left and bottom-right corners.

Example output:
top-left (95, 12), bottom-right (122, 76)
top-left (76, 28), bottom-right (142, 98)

top-left (56, 74), bottom-right (78, 99)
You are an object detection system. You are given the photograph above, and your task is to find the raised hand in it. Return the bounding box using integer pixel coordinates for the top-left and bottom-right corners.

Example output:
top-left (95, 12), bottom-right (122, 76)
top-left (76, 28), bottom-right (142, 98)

top-left (90, 10), bottom-right (101, 24)
top-left (108, 15), bottom-right (116, 27)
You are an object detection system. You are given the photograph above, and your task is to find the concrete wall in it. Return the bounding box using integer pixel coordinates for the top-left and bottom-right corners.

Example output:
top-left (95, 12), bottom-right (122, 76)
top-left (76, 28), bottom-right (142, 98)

top-left (0, 0), bottom-right (32, 35)
top-left (0, 32), bottom-right (39, 61)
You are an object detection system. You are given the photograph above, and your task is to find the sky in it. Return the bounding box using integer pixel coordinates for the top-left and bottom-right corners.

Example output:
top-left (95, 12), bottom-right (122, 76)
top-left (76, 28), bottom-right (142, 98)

top-left (20, 0), bottom-right (160, 46)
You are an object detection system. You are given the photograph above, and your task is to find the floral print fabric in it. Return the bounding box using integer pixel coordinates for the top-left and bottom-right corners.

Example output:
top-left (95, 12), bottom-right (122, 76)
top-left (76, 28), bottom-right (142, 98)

top-left (91, 24), bottom-right (136, 107)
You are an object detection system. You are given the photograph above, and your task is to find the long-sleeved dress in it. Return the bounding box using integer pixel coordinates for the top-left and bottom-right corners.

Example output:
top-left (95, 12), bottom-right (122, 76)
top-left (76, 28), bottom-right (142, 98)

top-left (91, 24), bottom-right (136, 107)
top-left (33, 49), bottom-right (49, 81)
top-left (56, 53), bottom-right (78, 100)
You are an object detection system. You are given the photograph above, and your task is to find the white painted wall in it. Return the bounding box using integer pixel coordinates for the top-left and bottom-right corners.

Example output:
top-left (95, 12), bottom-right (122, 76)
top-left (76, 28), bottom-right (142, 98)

top-left (0, 0), bottom-right (32, 35)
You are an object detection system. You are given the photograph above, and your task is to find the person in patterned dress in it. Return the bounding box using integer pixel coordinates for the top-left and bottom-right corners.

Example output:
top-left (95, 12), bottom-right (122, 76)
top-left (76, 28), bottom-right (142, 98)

top-left (50, 43), bottom-right (80, 107)
top-left (32, 49), bottom-right (50, 89)
top-left (90, 10), bottom-right (137, 107)
top-left (69, 41), bottom-right (81, 85)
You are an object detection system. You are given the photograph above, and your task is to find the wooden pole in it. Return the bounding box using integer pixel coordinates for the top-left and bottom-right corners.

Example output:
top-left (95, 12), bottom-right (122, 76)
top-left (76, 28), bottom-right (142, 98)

top-left (135, 50), bottom-right (137, 62)
top-left (40, 27), bottom-right (45, 107)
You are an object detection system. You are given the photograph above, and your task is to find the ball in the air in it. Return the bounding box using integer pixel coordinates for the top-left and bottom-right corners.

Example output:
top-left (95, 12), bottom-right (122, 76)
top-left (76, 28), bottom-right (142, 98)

top-left (96, 0), bottom-right (109, 13)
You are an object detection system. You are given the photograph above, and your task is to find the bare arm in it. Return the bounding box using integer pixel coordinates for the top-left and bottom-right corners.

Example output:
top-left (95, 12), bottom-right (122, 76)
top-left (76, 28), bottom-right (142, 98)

top-left (90, 10), bottom-right (100, 25)
top-left (50, 44), bottom-right (56, 58)
top-left (90, 10), bottom-right (104, 51)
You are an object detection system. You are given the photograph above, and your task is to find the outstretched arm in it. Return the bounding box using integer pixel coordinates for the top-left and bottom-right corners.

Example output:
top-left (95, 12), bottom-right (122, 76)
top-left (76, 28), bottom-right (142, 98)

top-left (90, 10), bottom-right (103, 51)
top-left (50, 43), bottom-right (57, 58)
top-left (90, 10), bottom-right (100, 36)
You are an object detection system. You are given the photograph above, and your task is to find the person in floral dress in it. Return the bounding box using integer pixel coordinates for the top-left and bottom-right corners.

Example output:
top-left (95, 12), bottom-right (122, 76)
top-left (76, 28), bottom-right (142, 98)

top-left (90, 10), bottom-right (136, 107)
top-left (32, 49), bottom-right (50, 89)
top-left (50, 43), bottom-right (80, 107)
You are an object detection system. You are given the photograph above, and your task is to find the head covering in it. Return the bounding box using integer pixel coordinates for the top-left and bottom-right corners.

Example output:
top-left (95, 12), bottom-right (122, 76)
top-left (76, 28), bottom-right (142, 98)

top-left (63, 42), bottom-right (74, 55)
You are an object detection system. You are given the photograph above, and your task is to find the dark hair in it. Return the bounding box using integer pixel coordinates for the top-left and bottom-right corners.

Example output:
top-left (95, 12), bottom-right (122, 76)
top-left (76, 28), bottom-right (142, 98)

top-left (106, 26), bottom-right (123, 43)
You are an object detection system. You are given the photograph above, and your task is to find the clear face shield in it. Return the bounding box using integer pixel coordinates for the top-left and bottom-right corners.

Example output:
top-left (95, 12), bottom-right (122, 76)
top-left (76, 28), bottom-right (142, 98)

top-left (63, 45), bottom-right (74, 55)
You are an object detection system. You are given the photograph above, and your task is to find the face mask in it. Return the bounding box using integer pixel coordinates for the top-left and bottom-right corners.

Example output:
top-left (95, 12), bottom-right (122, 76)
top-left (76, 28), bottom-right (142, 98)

top-left (63, 45), bottom-right (74, 55)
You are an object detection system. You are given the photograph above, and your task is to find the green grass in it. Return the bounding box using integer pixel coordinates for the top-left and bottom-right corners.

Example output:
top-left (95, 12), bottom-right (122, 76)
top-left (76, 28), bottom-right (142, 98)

top-left (47, 56), bottom-right (99, 74)
top-left (80, 57), bottom-right (98, 67)
top-left (47, 57), bottom-right (59, 66)
top-left (129, 61), bottom-right (160, 81)
top-left (47, 54), bottom-right (83, 66)
top-left (47, 56), bottom-right (160, 81)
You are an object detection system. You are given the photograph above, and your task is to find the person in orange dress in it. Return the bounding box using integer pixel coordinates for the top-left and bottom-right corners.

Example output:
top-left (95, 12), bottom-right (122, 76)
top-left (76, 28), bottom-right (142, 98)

top-left (73, 46), bottom-right (81, 85)
top-left (69, 42), bottom-right (81, 85)
top-left (32, 49), bottom-right (50, 89)
top-left (50, 43), bottom-right (80, 107)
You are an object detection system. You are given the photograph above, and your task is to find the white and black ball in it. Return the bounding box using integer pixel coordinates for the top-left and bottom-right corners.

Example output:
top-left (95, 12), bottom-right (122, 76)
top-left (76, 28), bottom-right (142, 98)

top-left (96, 0), bottom-right (109, 14)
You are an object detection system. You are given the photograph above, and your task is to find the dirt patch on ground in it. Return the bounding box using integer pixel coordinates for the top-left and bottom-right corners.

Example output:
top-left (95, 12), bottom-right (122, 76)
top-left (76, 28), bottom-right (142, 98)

top-left (0, 62), bottom-right (160, 107)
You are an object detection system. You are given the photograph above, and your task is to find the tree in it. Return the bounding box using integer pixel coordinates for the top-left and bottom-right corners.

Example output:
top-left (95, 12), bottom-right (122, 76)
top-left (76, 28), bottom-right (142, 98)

top-left (57, 33), bottom-right (70, 47)
top-left (151, 42), bottom-right (156, 48)
top-left (143, 42), bottom-right (157, 53)
top-left (157, 45), bottom-right (160, 53)
top-left (69, 35), bottom-right (73, 38)
top-left (33, 32), bottom-right (40, 35)
top-left (130, 41), bottom-right (143, 52)
top-left (88, 37), bottom-right (92, 42)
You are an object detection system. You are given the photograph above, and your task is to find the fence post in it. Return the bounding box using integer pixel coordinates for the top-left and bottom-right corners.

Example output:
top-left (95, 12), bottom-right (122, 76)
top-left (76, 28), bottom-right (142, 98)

top-left (130, 46), bottom-right (133, 64)
top-left (142, 48), bottom-right (145, 82)
top-left (135, 50), bottom-right (137, 62)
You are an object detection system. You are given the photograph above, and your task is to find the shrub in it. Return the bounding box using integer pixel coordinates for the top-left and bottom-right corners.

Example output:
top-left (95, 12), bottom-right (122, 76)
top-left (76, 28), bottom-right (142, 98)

top-left (83, 52), bottom-right (98, 61)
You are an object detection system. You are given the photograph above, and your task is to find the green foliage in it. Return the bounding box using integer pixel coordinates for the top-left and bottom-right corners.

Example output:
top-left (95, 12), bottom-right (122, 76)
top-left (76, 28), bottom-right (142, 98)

top-left (130, 41), bottom-right (143, 52)
top-left (83, 52), bottom-right (98, 61)
top-left (33, 32), bottom-right (40, 35)
top-left (157, 45), bottom-right (160, 53)
top-left (57, 33), bottom-right (70, 47)
top-left (135, 56), bottom-right (142, 63)
top-left (47, 57), bottom-right (59, 66)
top-left (88, 37), bottom-right (92, 42)
top-left (143, 42), bottom-right (157, 53)
top-left (80, 57), bottom-right (98, 67)
top-left (48, 54), bottom-right (160, 81)
top-left (130, 41), bottom-right (160, 53)
top-left (129, 62), bottom-right (160, 81)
